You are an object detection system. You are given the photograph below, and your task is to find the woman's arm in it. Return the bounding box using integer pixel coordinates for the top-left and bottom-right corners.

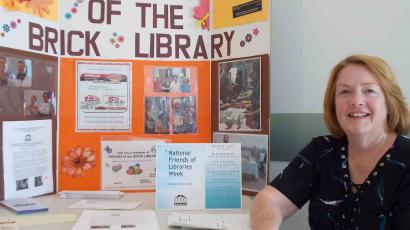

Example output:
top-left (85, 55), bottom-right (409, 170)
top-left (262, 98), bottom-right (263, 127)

top-left (250, 185), bottom-right (298, 230)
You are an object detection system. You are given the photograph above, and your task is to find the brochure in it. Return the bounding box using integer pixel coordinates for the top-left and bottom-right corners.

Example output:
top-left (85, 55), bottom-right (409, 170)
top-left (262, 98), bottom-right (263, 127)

top-left (0, 197), bottom-right (48, 214)
top-left (156, 143), bottom-right (242, 210)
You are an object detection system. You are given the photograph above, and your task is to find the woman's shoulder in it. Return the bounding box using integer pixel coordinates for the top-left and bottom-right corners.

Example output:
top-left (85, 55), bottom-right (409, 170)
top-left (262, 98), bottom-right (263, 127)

top-left (394, 135), bottom-right (410, 151)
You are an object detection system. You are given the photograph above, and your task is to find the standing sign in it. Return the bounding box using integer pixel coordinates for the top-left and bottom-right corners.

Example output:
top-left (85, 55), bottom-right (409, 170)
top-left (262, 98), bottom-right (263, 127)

top-left (156, 143), bottom-right (242, 210)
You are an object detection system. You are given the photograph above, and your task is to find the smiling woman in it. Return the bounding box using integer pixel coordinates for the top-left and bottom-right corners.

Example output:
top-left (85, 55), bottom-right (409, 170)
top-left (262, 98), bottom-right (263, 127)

top-left (251, 55), bottom-right (410, 230)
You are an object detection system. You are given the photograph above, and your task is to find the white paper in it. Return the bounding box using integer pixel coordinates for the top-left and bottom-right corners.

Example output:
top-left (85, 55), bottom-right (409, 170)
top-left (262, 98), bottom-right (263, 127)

top-left (59, 190), bottom-right (123, 199)
top-left (72, 210), bottom-right (160, 230)
top-left (168, 212), bottom-right (251, 230)
top-left (101, 139), bottom-right (163, 190)
top-left (76, 61), bottom-right (132, 131)
top-left (2, 120), bottom-right (53, 199)
top-left (69, 200), bottom-right (141, 210)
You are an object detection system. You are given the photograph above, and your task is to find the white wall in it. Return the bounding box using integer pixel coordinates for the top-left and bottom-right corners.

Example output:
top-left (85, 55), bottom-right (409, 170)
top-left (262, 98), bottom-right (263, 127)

top-left (270, 0), bottom-right (410, 113)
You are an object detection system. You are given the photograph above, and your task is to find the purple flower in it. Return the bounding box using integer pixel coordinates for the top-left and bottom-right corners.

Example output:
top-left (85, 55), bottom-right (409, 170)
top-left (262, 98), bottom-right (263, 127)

top-left (245, 34), bottom-right (252, 43)
top-left (10, 21), bottom-right (17, 29)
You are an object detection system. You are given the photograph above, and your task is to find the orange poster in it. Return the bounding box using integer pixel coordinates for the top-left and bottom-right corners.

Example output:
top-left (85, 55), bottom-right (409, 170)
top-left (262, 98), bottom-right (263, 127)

top-left (58, 58), bottom-right (211, 191)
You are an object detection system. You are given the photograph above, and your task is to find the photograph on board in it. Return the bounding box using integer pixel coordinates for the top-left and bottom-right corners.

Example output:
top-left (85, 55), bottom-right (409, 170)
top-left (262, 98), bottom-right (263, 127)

top-left (218, 57), bottom-right (261, 131)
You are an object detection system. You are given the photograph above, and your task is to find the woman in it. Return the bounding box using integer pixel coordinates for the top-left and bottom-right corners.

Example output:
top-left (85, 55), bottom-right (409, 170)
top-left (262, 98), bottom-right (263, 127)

top-left (0, 56), bottom-right (11, 86)
top-left (251, 55), bottom-right (410, 230)
top-left (25, 95), bottom-right (40, 118)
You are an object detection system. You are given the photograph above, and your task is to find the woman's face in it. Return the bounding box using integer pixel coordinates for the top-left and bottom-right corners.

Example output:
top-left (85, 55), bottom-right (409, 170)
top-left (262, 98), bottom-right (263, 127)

top-left (334, 64), bottom-right (389, 137)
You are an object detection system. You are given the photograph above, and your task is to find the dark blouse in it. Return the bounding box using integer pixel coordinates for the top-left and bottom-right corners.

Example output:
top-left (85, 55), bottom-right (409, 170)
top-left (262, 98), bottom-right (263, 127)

top-left (270, 135), bottom-right (410, 230)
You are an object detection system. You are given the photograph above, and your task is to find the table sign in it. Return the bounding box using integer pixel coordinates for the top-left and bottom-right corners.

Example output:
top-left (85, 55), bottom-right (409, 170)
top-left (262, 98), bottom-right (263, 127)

top-left (156, 143), bottom-right (242, 210)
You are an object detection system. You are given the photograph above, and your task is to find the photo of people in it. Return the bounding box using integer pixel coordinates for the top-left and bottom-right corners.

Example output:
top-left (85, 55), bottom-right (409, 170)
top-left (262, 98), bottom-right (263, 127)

top-left (213, 132), bottom-right (268, 192)
top-left (172, 96), bottom-right (197, 134)
top-left (218, 57), bottom-right (261, 131)
top-left (153, 67), bottom-right (191, 93)
top-left (144, 97), bottom-right (170, 134)
top-left (6, 58), bottom-right (32, 88)
top-left (24, 90), bottom-right (56, 118)
top-left (0, 55), bottom-right (12, 86)
top-left (16, 178), bottom-right (29, 191)
top-left (34, 176), bottom-right (43, 187)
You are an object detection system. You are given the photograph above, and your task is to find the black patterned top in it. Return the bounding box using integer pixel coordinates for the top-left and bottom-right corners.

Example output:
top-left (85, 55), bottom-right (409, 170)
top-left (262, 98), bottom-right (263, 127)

top-left (270, 135), bottom-right (410, 230)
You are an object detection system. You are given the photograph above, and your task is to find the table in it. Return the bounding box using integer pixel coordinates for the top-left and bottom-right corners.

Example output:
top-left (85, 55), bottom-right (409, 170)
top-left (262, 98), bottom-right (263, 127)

top-left (0, 192), bottom-right (253, 229)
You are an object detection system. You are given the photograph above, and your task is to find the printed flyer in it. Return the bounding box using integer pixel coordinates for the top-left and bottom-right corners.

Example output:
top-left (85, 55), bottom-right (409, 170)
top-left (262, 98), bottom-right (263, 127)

top-left (101, 139), bottom-right (163, 191)
top-left (76, 61), bottom-right (131, 131)
top-left (156, 143), bottom-right (242, 210)
top-left (2, 120), bottom-right (54, 199)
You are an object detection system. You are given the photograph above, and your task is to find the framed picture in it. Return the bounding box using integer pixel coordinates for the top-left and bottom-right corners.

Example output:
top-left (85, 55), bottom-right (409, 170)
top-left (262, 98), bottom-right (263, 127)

top-left (213, 132), bottom-right (269, 194)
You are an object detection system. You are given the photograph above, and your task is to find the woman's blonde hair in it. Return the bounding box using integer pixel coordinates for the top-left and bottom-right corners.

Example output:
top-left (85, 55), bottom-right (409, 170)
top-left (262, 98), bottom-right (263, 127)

top-left (323, 55), bottom-right (410, 137)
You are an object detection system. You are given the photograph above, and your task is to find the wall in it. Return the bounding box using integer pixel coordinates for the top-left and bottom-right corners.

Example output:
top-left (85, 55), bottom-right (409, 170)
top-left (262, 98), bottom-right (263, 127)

top-left (270, 0), bottom-right (410, 161)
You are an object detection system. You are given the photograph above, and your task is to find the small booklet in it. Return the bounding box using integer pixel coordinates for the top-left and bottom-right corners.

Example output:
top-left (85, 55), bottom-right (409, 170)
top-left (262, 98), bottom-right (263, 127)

top-left (0, 197), bottom-right (48, 214)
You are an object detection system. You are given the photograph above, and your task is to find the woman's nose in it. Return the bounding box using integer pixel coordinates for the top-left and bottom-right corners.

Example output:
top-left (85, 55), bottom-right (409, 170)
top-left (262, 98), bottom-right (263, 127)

top-left (351, 93), bottom-right (364, 107)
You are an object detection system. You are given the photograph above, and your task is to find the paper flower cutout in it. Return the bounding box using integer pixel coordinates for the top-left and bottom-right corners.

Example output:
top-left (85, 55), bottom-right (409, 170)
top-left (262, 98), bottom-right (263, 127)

top-left (62, 146), bottom-right (96, 177)
top-left (253, 28), bottom-right (260, 36)
top-left (109, 32), bottom-right (124, 48)
top-left (2, 0), bottom-right (19, 11)
top-left (2, 24), bottom-right (10, 32)
top-left (193, 0), bottom-right (210, 30)
top-left (26, 0), bottom-right (52, 17)
top-left (245, 34), bottom-right (252, 42)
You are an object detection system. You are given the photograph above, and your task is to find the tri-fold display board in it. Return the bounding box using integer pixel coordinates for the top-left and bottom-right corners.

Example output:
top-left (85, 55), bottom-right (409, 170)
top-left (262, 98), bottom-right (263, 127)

top-left (0, 0), bottom-right (270, 196)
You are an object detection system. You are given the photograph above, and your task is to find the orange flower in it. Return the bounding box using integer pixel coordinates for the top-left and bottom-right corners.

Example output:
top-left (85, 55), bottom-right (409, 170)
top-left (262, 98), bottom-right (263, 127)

top-left (3, 0), bottom-right (20, 11)
top-left (26, 0), bottom-right (52, 17)
top-left (62, 146), bottom-right (96, 178)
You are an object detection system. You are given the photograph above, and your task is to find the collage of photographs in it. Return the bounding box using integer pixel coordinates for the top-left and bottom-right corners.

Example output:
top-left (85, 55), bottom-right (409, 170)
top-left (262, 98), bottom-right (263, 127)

top-left (144, 67), bottom-right (198, 135)
top-left (0, 53), bottom-right (57, 119)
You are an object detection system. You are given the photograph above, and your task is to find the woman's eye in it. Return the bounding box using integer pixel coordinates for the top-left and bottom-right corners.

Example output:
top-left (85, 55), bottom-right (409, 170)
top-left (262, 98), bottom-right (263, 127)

top-left (365, 88), bottom-right (377, 94)
top-left (338, 90), bottom-right (349, 95)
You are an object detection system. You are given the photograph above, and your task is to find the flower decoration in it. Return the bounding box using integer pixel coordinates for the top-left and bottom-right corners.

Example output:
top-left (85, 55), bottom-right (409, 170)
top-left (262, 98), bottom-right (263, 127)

top-left (26, 0), bottom-right (52, 17)
top-left (2, 0), bottom-right (19, 11)
top-left (193, 0), bottom-right (210, 31)
top-left (253, 27), bottom-right (260, 36)
top-left (245, 33), bottom-right (252, 42)
top-left (61, 146), bottom-right (96, 178)
top-left (64, 12), bottom-right (72, 19)
top-left (109, 32), bottom-right (125, 48)
top-left (10, 21), bottom-right (17, 29)
top-left (2, 24), bottom-right (10, 33)
top-left (65, 0), bottom-right (83, 20)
